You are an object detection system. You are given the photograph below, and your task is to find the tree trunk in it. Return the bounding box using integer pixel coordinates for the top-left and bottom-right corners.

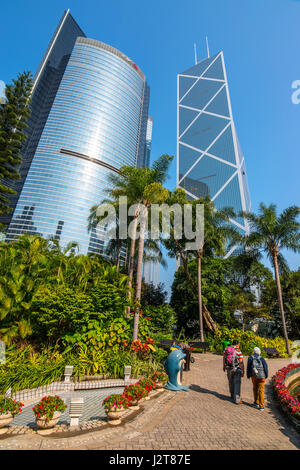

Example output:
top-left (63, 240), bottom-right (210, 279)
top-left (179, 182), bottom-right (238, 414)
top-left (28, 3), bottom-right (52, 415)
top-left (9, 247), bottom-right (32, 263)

top-left (273, 254), bottom-right (291, 355)
top-left (177, 242), bottom-right (218, 333)
top-left (116, 244), bottom-right (120, 272)
top-left (202, 304), bottom-right (218, 333)
top-left (128, 210), bottom-right (139, 297)
top-left (133, 206), bottom-right (148, 341)
top-left (197, 251), bottom-right (204, 342)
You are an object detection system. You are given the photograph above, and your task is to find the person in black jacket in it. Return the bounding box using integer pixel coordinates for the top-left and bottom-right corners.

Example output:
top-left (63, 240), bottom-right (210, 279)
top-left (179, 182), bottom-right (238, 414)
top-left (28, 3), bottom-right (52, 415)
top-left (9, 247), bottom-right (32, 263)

top-left (247, 347), bottom-right (268, 410)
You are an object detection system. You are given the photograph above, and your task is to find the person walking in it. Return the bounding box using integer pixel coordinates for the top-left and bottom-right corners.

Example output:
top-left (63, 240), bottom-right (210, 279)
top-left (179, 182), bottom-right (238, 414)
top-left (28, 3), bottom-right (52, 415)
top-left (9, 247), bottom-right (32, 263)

top-left (223, 340), bottom-right (244, 404)
top-left (247, 347), bottom-right (268, 410)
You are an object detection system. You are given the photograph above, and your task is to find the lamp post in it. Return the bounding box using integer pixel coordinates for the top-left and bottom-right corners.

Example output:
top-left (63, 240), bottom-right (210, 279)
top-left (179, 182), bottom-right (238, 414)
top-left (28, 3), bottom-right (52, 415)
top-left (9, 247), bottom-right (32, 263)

top-left (124, 365), bottom-right (131, 382)
top-left (64, 365), bottom-right (73, 383)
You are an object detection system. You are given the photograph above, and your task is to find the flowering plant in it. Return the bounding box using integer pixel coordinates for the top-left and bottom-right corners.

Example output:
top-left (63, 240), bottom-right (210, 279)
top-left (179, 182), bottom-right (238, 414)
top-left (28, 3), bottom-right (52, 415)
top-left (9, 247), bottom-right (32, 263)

top-left (138, 378), bottom-right (156, 394)
top-left (123, 383), bottom-right (148, 403)
top-left (131, 337), bottom-right (156, 358)
top-left (32, 395), bottom-right (67, 422)
top-left (150, 371), bottom-right (168, 385)
top-left (0, 396), bottom-right (24, 416)
top-left (102, 394), bottom-right (130, 412)
top-left (272, 363), bottom-right (300, 420)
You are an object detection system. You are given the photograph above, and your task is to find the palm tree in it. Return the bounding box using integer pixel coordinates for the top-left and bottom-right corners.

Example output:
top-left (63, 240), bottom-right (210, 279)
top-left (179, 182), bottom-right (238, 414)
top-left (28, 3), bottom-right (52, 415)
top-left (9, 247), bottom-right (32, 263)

top-left (163, 190), bottom-right (239, 339)
top-left (108, 155), bottom-right (173, 288)
top-left (241, 203), bottom-right (300, 354)
top-left (133, 182), bottom-right (169, 339)
top-left (100, 154), bottom-right (173, 340)
top-left (0, 234), bottom-right (50, 344)
top-left (88, 201), bottom-right (125, 271)
top-left (192, 198), bottom-right (239, 341)
top-left (48, 238), bottom-right (79, 284)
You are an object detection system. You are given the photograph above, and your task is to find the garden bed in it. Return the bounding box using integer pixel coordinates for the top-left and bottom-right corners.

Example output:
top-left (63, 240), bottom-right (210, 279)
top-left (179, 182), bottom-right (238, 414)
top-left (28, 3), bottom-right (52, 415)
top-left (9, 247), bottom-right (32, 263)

top-left (272, 363), bottom-right (300, 432)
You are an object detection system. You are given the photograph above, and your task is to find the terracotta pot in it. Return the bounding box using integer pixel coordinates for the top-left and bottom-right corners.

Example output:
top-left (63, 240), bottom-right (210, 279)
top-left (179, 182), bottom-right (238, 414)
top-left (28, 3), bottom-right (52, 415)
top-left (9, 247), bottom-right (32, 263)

top-left (0, 413), bottom-right (13, 428)
top-left (107, 406), bottom-right (125, 425)
top-left (36, 411), bottom-right (62, 429)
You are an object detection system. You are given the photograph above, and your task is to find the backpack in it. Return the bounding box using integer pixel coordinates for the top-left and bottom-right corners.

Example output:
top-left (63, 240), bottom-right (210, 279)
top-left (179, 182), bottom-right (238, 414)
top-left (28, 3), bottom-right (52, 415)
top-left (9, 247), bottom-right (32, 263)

top-left (224, 346), bottom-right (240, 370)
top-left (252, 355), bottom-right (265, 379)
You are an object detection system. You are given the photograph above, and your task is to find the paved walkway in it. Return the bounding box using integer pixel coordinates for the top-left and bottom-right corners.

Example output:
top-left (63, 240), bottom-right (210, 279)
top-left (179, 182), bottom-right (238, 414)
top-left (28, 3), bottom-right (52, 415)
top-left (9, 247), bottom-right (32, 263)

top-left (1, 354), bottom-right (300, 450)
top-left (98, 354), bottom-right (300, 450)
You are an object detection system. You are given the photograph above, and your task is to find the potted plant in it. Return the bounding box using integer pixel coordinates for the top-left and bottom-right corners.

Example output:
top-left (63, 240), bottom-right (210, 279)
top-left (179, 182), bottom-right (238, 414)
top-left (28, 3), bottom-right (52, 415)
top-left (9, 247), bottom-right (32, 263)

top-left (151, 371), bottom-right (168, 390)
top-left (102, 394), bottom-right (130, 425)
top-left (138, 378), bottom-right (157, 399)
top-left (0, 396), bottom-right (24, 431)
top-left (32, 395), bottom-right (67, 430)
top-left (123, 383), bottom-right (148, 409)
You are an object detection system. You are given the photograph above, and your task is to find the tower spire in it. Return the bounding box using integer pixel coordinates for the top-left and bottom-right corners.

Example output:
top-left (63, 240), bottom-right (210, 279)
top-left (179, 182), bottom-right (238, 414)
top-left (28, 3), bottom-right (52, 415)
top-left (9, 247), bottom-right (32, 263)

top-left (194, 43), bottom-right (198, 65)
top-left (206, 36), bottom-right (210, 58)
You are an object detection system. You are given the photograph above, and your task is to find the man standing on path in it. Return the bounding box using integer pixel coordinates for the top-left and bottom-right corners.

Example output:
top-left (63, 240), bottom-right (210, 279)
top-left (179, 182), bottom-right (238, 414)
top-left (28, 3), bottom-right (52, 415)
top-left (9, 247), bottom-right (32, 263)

top-left (223, 340), bottom-right (244, 404)
top-left (247, 347), bottom-right (268, 411)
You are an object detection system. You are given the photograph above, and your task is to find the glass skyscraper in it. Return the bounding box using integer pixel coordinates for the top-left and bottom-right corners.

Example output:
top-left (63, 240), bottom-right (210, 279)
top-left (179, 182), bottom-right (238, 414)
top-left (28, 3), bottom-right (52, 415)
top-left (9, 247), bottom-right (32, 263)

top-left (5, 11), bottom-right (151, 256)
top-left (1, 10), bottom-right (86, 227)
top-left (141, 115), bottom-right (161, 286)
top-left (177, 51), bottom-right (251, 255)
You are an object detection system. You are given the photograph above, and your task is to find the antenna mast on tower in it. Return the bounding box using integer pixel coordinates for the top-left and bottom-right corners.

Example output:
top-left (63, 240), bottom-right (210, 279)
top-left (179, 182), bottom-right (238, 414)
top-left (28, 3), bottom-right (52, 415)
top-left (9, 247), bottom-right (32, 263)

top-left (206, 36), bottom-right (210, 58)
top-left (194, 43), bottom-right (198, 65)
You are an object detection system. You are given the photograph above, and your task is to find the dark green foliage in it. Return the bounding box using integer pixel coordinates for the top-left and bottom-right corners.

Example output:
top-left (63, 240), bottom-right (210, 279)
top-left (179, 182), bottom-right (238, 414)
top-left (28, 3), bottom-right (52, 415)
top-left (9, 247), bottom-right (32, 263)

top-left (30, 286), bottom-right (96, 345)
top-left (0, 234), bottom-right (130, 345)
top-left (0, 72), bottom-right (33, 226)
top-left (261, 269), bottom-right (300, 339)
top-left (29, 281), bottom-right (130, 348)
top-left (141, 282), bottom-right (168, 307)
top-left (144, 304), bottom-right (176, 334)
top-left (89, 282), bottom-right (128, 321)
top-left (171, 257), bottom-right (241, 335)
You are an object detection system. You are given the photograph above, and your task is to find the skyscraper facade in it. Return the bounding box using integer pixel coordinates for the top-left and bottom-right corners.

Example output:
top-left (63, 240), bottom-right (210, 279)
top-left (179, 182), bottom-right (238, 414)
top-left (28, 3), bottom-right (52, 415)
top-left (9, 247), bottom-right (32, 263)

top-left (140, 115), bottom-right (161, 286)
top-left (177, 51), bottom-right (251, 256)
top-left (1, 10), bottom-right (86, 227)
top-left (5, 11), bottom-right (151, 256)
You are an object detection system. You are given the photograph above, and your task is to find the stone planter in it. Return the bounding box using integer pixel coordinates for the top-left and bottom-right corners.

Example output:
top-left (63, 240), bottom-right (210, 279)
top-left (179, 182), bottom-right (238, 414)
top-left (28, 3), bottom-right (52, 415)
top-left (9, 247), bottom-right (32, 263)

top-left (0, 414), bottom-right (14, 434)
top-left (36, 411), bottom-right (62, 430)
top-left (155, 382), bottom-right (165, 391)
top-left (128, 400), bottom-right (139, 410)
top-left (106, 407), bottom-right (125, 425)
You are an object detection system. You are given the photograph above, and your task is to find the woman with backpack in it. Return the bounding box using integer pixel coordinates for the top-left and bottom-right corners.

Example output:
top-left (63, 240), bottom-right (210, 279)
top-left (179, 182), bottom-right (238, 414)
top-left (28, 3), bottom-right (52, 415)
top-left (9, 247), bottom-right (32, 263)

top-left (247, 347), bottom-right (268, 411)
top-left (223, 340), bottom-right (245, 405)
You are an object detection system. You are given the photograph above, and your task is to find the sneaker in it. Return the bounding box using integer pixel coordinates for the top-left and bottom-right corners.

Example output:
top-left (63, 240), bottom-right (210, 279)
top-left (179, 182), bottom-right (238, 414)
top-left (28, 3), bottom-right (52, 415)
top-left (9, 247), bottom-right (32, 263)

top-left (253, 402), bottom-right (259, 408)
top-left (259, 407), bottom-right (264, 411)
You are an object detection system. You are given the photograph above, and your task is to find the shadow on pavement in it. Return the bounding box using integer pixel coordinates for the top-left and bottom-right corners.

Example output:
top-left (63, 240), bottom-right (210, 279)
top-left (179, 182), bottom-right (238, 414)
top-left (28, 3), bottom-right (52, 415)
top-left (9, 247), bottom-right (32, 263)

top-left (265, 383), bottom-right (300, 450)
top-left (189, 384), bottom-right (260, 409)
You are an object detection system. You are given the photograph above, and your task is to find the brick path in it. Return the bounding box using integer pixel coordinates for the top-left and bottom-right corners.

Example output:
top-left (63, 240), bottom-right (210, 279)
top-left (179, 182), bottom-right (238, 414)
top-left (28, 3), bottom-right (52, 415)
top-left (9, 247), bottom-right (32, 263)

top-left (1, 353), bottom-right (299, 450)
top-left (97, 354), bottom-right (300, 450)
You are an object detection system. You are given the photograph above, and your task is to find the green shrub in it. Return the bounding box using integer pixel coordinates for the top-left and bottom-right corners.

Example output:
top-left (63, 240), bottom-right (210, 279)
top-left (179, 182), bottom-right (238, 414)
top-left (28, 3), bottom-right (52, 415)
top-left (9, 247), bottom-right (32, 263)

top-left (209, 327), bottom-right (293, 358)
top-left (143, 304), bottom-right (177, 334)
top-left (30, 286), bottom-right (96, 345)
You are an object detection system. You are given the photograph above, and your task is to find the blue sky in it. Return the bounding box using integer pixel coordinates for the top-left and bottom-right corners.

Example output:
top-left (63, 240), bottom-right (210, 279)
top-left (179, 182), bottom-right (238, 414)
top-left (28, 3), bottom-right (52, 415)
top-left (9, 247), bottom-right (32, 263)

top-left (1, 0), bottom-right (300, 292)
